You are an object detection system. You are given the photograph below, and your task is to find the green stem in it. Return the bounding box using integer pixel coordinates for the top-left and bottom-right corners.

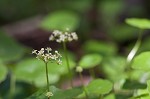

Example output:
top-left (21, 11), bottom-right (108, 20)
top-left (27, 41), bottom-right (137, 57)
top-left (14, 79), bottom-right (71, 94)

top-left (126, 29), bottom-right (143, 79)
top-left (99, 94), bottom-right (103, 99)
top-left (9, 73), bottom-right (16, 99)
top-left (63, 42), bottom-right (73, 88)
top-left (79, 72), bottom-right (88, 99)
top-left (126, 29), bottom-right (143, 66)
top-left (45, 62), bottom-right (50, 99)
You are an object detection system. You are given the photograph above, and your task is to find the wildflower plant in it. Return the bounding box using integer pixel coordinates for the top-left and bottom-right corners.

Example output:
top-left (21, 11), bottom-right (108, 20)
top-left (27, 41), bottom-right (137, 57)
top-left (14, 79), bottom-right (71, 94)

top-left (49, 29), bottom-right (78, 87)
top-left (32, 47), bottom-right (62, 99)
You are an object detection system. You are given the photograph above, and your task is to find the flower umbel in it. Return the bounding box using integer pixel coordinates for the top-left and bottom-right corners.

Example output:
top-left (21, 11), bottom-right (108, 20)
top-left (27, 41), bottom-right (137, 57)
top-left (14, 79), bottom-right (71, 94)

top-left (49, 29), bottom-right (78, 43)
top-left (32, 47), bottom-right (62, 64)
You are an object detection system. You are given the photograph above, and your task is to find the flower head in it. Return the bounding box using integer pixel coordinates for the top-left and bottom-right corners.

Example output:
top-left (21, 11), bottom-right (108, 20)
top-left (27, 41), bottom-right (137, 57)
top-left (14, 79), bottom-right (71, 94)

top-left (45, 91), bottom-right (53, 98)
top-left (32, 47), bottom-right (62, 64)
top-left (49, 29), bottom-right (78, 43)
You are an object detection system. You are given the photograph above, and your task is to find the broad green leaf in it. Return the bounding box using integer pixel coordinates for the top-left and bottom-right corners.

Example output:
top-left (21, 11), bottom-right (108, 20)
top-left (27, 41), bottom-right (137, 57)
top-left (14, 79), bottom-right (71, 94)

top-left (41, 11), bottom-right (79, 31)
top-left (126, 18), bottom-right (150, 29)
top-left (102, 56), bottom-right (127, 81)
top-left (27, 86), bottom-right (82, 99)
top-left (83, 40), bottom-right (117, 56)
top-left (131, 89), bottom-right (150, 99)
top-left (14, 58), bottom-right (60, 87)
top-left (79, 54), bottom-right (102, 69)
top-left (0, 30), bottom-right (26, 62)
top-left (132, 52), bottom-right (150, 71)
top-left (0, 60), bottom-right (8, 83)
top-left (86, 79), bottom-right (113, 95)
top-left (104, 94), bottom-right (115, 99)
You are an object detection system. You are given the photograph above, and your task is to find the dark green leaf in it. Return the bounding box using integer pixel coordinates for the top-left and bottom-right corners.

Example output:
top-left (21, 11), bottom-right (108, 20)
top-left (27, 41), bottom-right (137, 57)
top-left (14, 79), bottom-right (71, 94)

top-left (0, 60), bottom-right (8, 83)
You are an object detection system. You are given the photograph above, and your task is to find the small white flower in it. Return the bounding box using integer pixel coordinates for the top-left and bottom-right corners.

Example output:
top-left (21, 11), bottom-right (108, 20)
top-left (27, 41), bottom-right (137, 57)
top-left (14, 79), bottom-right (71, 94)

top-left (32, 50), bottom-right (37, 54)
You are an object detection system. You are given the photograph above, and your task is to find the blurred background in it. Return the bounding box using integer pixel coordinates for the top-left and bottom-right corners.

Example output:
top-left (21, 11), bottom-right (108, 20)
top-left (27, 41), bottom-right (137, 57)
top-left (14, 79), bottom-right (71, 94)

top-left (1, 0), bottom-right (150, 98)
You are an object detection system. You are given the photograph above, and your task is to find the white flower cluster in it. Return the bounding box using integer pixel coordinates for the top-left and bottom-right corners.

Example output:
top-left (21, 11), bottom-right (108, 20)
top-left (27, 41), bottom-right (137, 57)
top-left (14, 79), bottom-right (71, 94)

top-left (45, 91), bottom-right (53, 97)
top-left (49, 30), bottom-right (78, 43)
top-left (32, 47), bottom-right (62, 64)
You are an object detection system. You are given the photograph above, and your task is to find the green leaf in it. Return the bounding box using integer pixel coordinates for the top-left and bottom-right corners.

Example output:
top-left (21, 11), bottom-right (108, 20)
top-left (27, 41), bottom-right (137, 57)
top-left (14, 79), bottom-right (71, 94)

top-left (14, 58), bottom-right (60, 87)
top-left (27, 86), bottom-right (82, 99)
top-left (0, 60), bottom-right (8, 83)
top-left (102, 56), bottom-right (127, 81)
top-left (41, 11), bottom-right (79, 31)
top-left (86, 79), bottom-right (113, 95)
top-left (83, 40), bottom-right (117, 56)
top-left (125, 18), bottom-right (150, 29)
top-left (79, 54), bottom-right (102, 69)
top-left (0, 30), bottom-right (26, 62)
top-left (132, 52), bottom-right (150, 71)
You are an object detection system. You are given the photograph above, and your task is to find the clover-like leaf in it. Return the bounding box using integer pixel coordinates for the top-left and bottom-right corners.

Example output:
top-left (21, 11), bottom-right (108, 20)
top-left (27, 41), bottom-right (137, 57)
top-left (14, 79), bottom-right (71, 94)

top-left (132, 52), bottom-right (150, 71)
top-left (41, 11), bottom-right (79, 31)
top-left (86, 79), bottom-right (113, 95)
top-left (79, 54), bottom-right (102, 69)
top-left (125, 18), bottom-right (150, 29)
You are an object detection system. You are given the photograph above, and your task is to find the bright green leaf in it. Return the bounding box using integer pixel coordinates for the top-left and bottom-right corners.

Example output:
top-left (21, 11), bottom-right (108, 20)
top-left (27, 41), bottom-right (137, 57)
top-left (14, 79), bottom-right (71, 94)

top-left (147, 80), bottom-right (150, 93)
top-left (126, 18), bottom-right (150, 29)
top-left (79, 54), bottom-right (102, 69)
top-left (0, 60), bottom-right (8, 83)
top-left (132, 52), bottom-right (150, 71)
top-left (41, 11), bottom-right (79, 31)
top-left (86, 79), bottom-right (113, 95)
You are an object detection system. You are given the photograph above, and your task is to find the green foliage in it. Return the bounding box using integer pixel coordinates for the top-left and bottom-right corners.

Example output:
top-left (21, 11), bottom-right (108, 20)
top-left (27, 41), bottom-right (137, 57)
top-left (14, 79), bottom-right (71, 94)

top-left (0, 30), bottom-right (26, 62)
top-left (0, 60), bottom-right (8, 83)
top-left (83, 40), bottom-right (117, 56)
top-left (79, 54), bottom-right (102, 69)
top-left (86, 79), bottom-right (113, 95)
top-left (126, 18), bottom-right (150, 29)
top-left (132, 52), bottom-right (150, 71)
top-left (41, 11), bottom-right (80, 31)
top-left (27, 86), bottom-right (82, 99)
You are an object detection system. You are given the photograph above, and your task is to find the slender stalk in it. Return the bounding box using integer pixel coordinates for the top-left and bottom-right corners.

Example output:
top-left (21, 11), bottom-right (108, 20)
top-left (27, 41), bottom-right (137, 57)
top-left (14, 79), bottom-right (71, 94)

top-left (45, 62), bottom-right (50, 99)
top-left (62, 42), bottom-right (73, 87)
top-left (9, 73), bottom-right (16, 99)
top-left (79, 72), bottom-right (88, 99)
top-left (99, 94), bottom-right (103, 99)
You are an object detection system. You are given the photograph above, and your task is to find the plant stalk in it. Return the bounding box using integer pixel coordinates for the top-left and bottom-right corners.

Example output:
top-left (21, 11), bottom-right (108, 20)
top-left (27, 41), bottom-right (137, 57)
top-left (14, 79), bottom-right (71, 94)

top-left (45, 62), bottom-right (50, 99)
top-left (63, 42), bottom-right (73, 88)
top-left (79, 72), bottom-right (88, 99)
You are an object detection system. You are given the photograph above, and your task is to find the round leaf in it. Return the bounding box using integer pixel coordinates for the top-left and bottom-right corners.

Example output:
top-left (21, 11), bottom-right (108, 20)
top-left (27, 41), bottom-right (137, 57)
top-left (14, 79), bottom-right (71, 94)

top-left (79, 54), bottom-right (102, 69)
top-left (0, 60), bottom-right (8, 83)
top-left (86, 79), bottom-right (113, 95)
top-left (125, 18), bottom-right (150, 29)
top-left (41, 11), bottom-right (79, 31)
top-left (132, 52), bottom-right (150, 71)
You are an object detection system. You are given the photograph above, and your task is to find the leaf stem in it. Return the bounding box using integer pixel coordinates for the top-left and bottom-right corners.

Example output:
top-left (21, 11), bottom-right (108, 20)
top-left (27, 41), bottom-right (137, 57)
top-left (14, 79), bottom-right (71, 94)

top-left (79, 72), bottom-right (88, 99)
top-left (63, 42), bottom-right (73, 88)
